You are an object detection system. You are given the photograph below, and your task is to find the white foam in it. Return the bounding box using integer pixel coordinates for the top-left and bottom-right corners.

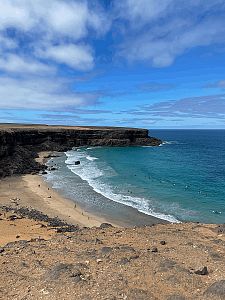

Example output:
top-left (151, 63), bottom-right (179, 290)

top-left (159, 141), bottom-right (176, 147)
top-left (86, 155), bottom-right (98, 161)
top-left (64, 149), bottom-right (180, 223)
top-left (141, 146), bottom-right (154, 148)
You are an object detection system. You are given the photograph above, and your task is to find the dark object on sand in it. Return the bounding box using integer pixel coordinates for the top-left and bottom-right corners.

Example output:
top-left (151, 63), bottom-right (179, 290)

top-left (151, 247), bottom-right (158, 253)
top-left (100, 223), bottom-right (113, 229)
top-left (194, 266), bottom-right (208, 275)
top-left (160, 240), bottom-right (166, 245)
top-left (74, 161), bottom-right (80, 165)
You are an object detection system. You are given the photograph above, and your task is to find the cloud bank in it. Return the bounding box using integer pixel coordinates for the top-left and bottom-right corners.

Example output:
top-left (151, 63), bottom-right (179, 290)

top-left (126, 94), bottom-right (225, 119)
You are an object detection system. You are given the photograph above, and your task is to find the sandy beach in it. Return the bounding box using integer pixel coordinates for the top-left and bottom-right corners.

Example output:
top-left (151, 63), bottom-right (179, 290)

top-left (0, 174), bottom-right (115, 229)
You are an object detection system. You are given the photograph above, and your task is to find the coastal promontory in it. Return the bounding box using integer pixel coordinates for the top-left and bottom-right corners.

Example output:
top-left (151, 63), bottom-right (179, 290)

top-left (0, 124), bottom-right (161, 178)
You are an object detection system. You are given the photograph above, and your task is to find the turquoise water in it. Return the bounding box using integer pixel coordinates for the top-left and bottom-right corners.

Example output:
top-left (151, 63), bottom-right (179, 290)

top-left (45, 130), bottom-right (225, 223)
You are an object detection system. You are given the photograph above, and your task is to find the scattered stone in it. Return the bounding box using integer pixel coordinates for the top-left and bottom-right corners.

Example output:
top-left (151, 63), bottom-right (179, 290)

top-left (95, 238), bottom-right (103, 244)
top-left (99, 223), bottom-right (113, 229)
top-left (151, 247), bottom-right (158, 253)
top-left (160, 240), bottom-right (166, 245)
top-left (45, 263), bottom-right (72, 280)
top-left (159, 259), bottom-right (177, 271)
top-left (56, 225), bottom-right (78, 233)
top-left (215, 224), bottom-right (225, 234)
top-left (0, 206), bottom-right (79, 233)
top-left (194, 266), bottom-right (208, 275)
top-left (0, 247), bottom-right (4, 254)
top-left (119, 245), bottom-right (135, 252)
top-left (16, 235), bottom-right (20, 238)
top-left (204, 280), bottom-right (225, 298)
top-left (130, 254), bottom-right (139, 260)
top-left (8, 215), bottom-right (19, 221)
top-left (70, 270), bottom-right (82, 283)
top-left (101, 247), bottom-right (113, 254)
top-left (96, 259), bottom-right (103, 263)
top-left (44, 263), bottom-right (82, 282)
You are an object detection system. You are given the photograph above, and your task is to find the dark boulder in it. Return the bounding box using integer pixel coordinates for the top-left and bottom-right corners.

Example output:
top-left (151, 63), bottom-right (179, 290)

top-left (194, 266), bottom-right (208, 275)
top-left (99, 223), bottom-right (113, 229)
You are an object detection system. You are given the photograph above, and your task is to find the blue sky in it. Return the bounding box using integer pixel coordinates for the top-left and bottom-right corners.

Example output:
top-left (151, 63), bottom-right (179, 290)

top-left (1, 0), bottom-right (225, 128)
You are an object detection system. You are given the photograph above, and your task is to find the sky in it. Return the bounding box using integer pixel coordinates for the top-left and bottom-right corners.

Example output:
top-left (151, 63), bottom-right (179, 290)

top-left (0, 0), bottom-right (225, 129)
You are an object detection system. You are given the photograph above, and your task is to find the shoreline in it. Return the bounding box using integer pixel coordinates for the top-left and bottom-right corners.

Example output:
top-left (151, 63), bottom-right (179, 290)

top-left (0, 174), bottom-right (117, 228)
top-left (40, 151), bottom-right (168, 227)
top-left (0, 151), bottom-right (168, 230)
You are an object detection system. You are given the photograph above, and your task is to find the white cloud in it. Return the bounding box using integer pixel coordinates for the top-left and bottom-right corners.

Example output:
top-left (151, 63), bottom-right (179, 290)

top-left (0, 1), bottom-right (110, 114)
top-left (38, 44), bottom-right (94, 71)
top-left (116, 0), bottom-right (173, 26)
top-left (0, 54), bottom-right (54, 74)
top-left (0, 76), bottom-right (101, 110)
top-left (46, 1), bottom-right (90, 39)
top-left (0, 1), bottom-right (33, 31)
top-left (116, 0), bottom-right (225, 67)
top-left (0, 0), bottom-right (108, 39)
top-left (125, 94), bottom-right (225, 119)
top-left (0, 0), bottom-right (109, 74)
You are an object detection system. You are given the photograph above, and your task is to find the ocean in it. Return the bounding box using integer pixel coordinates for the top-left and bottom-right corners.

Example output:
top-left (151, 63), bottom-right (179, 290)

top-left (44, 130), bottom-right (225, 224)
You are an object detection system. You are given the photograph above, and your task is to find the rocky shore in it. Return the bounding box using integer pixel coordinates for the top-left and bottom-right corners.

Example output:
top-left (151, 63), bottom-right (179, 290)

top-left (0, 124), bottom-right (161, 178)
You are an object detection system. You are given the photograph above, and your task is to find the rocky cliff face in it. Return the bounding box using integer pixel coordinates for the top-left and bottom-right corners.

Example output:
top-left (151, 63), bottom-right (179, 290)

top-left (0, 125), bottom-right (161, 178)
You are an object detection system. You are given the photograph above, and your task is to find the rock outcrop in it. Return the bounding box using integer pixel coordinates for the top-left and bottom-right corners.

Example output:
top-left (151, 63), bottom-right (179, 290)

top-left (0, 124), bottom-right (161, 178)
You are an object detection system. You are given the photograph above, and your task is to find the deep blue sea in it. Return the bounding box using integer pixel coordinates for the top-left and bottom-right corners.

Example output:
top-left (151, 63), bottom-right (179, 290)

top-left (45, 130), bottom-right (225, 224)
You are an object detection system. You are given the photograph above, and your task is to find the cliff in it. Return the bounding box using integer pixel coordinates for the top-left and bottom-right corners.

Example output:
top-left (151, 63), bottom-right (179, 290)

top-left (0, 124), bottom-right (161, 178)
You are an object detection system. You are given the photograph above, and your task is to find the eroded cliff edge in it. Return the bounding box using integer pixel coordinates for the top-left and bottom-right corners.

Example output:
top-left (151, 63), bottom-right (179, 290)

top-left (0, 124), bottom-right (161, 177)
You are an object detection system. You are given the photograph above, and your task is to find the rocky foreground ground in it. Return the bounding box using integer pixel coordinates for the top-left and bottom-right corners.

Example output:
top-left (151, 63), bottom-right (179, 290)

top-left (1, 207), bottom-right (225, 299)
